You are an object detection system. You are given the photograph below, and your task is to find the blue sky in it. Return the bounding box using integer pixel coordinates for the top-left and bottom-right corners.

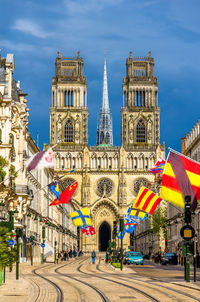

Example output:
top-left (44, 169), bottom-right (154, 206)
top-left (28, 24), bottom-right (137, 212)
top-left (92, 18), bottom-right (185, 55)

top-left (1, 0), bottom-right (200, 154)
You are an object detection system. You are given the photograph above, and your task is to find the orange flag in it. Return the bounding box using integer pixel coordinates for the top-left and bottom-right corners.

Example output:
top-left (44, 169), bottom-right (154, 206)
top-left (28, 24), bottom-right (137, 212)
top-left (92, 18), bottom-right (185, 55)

top-left (49, 182), bottom-right (78, 206)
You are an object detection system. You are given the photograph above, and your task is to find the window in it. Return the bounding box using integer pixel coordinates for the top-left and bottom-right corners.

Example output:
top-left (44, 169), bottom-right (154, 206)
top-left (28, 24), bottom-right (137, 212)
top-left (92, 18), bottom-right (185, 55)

top-left (134, 69), bottom-right (146, 77)
top-left (136, 119), bottom-right (146, 142)
top-left (106, 132), bottom-right (110, 143)
top-left (9, 133), bottom-right (14, 145)
top-left (64, 119), bottom-right (74, 142)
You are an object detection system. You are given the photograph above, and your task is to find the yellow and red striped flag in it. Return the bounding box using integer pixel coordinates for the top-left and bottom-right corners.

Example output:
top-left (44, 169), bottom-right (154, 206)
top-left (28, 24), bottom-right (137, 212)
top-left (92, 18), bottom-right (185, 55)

top-left (133, 186), bottom-right (162, 215)
top-left (160, 149), bottom-right (200, 210)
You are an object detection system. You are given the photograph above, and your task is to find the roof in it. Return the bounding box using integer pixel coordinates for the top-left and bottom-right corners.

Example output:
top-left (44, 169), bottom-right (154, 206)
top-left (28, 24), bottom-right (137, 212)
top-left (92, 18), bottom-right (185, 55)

top-left (97, 143), bottom-right (112, 148)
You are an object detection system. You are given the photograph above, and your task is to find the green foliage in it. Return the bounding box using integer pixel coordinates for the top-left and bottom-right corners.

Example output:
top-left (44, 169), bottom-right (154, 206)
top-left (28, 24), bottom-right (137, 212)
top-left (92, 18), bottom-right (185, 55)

top-left (0, 156), bottom-right (8, 181)
top-left (9, 165), bottom-right (18, 179)
top-left (0, 227), bottom-right (17, 268)
top-left (111, 262), bottom-right (121, 268)
top-left (148, 207), bottom-right (167, 239)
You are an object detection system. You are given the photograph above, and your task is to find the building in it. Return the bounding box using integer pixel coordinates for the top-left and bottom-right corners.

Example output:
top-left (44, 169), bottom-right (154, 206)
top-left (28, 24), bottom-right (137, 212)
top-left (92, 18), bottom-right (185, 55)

top-left (0, 53), bottom-right (77, 262)
top-left (49, 50), bottom-right (165, 252)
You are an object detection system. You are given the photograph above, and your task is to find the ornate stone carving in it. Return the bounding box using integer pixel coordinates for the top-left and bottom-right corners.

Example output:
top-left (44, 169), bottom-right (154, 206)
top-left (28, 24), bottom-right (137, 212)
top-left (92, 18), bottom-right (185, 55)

top-left (97, 178), bottom-right (113, 197)
top-left (133, 178), bottom-right (148, 195)
top-left (99, 210), bottom-right (110, 217)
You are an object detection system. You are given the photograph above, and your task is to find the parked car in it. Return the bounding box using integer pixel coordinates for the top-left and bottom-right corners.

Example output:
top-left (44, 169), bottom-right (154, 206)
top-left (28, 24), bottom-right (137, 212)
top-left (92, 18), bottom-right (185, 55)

top-left (160, 253), bottom-right (178, 265)
top-left (124, 251), bottom-right (144, 265)
top-left (123, 251), bottom-right (131, 264)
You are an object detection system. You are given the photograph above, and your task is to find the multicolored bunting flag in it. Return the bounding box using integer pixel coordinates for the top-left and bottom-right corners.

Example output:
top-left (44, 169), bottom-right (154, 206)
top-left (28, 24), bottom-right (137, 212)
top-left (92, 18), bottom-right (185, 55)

top-left (160, 150), bottom-right (200, 210)
top-left (129, 207), bottom-right (148, 221)
top-left (26, 148), bottom-right (54, 172)
top-left (133, 186), bottom-right (162, 215)
top-left (48, 181), bottom-right (60, 200)
top-left (149, 158), bottom-right (166, 174)
top-left (81, 226), bottom-right (95, 237)
top-left (49, 182), bottom-right (78, 206)
top-left (69, 207), bottom-right (92, 228)
top-left (116, 226), bottom-right (126, 239)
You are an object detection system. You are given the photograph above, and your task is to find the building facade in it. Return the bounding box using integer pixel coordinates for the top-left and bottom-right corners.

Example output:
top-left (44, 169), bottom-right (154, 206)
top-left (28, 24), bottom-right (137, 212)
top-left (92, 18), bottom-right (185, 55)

top-left (49, 50), bottom-right (165, 252)
top-left (0, 53), bottom-right (77, 262)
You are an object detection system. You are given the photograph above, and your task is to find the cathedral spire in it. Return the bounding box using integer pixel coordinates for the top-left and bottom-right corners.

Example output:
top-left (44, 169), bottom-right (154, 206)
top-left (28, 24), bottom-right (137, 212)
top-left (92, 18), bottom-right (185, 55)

top-left (96, 58), bottom-right (113, 146)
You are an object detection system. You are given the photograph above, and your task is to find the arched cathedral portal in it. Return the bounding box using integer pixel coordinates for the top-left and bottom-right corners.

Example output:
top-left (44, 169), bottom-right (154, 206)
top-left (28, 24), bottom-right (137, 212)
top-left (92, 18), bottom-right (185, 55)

top-left (99, 221), bottom-right (111, 251)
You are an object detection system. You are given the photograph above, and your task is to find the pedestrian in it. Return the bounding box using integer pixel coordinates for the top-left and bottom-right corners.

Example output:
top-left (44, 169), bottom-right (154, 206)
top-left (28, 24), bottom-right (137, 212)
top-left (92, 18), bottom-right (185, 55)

top-left (106, 251), bottom-right (109, 263)
top-left (91, 250), bottom-right (96, 264)
top-left (69, 249), bottom-right (72, 258)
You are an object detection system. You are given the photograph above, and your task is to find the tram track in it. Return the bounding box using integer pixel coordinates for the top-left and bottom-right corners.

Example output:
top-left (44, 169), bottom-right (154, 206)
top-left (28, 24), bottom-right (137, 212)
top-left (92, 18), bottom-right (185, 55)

top-left (32, 264), bottom-right (64, 302)
top-left (55, 256), bottom-right (110, 302)
top-left (76, 257), bottom-right (160, 302)
top-left (96, 257), bottom-right (200, 302)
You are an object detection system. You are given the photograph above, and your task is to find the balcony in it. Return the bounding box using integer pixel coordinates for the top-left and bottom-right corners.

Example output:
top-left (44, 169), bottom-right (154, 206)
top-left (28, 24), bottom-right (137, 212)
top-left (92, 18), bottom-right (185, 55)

top-left (15, 185), bottom-right (33, 197)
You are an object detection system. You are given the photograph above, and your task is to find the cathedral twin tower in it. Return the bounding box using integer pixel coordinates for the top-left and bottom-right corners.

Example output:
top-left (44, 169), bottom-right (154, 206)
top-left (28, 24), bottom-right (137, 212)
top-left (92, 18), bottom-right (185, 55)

top-left (49, 50), bottom-right (164, 252)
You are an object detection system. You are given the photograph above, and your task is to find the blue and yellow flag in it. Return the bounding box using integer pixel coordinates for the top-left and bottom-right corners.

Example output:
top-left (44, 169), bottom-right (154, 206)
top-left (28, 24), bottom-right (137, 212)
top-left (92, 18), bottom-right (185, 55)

top-left (48, 181), bottom-right (60, 200)
top-left (116, 226), bottom-right (126, 239)
top-left (69, 207), bottom-right (92, 228)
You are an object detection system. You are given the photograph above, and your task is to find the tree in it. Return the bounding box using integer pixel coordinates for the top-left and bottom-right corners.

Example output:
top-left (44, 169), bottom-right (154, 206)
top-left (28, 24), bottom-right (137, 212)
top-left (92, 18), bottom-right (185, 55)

top-left (0, 227), bottom-right (17, 285)
top-left (0, 156), bottom-right (8, 182)
top-left (148, 206), bottom-right (167, 239)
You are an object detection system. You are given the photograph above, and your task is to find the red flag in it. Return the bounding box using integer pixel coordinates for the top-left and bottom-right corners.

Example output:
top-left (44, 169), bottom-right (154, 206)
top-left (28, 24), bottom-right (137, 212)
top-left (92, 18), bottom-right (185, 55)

top-left (82, 226), bottom-right (95, 236)
top-left (49, 182), bottom-right (78, 206)
top-left (89, 226), bottom-right (95, 235)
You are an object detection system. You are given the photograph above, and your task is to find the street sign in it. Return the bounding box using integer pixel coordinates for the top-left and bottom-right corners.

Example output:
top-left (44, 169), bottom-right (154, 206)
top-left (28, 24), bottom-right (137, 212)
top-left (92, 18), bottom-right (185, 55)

top-left (41, 243), bottom-right (45, 248)
top-left (180, 225), bottom-right (195, 241)
top-left (8, 239), bottom-right (14, 246)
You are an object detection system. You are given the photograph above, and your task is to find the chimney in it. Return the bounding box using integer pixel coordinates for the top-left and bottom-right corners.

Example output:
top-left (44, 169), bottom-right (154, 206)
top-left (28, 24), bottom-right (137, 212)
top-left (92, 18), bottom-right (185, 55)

top-left (181, 137), bottom-right (186, 154)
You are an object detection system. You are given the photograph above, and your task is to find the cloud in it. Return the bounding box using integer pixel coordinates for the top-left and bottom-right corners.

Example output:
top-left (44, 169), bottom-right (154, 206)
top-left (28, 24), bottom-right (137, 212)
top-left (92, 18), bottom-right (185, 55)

top-left (64, 0), bottom-right (123, 15)
top-left (12, 19), bottom-right (53, 38)
top-left (0, 39), bottom-right (35, 52)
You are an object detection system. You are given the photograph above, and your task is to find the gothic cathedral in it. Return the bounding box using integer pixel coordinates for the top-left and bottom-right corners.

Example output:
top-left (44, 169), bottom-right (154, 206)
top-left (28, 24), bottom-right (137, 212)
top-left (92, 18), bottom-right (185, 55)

top-left (49, 50), bottom-right (165, 252)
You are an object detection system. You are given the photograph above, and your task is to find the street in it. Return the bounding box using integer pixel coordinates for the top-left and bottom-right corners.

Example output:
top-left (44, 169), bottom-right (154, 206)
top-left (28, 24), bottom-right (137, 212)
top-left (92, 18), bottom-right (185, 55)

top-left (0, 255), bottom-right (200, 302)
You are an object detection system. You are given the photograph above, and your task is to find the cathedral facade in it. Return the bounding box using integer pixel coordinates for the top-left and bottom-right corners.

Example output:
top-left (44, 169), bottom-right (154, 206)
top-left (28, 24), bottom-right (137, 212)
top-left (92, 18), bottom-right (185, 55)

top-left (49, 50), bottom-right (165, 252)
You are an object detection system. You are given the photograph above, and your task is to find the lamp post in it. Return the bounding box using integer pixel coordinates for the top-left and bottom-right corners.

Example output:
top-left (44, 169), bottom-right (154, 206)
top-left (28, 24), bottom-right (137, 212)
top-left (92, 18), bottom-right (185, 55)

top-left (16, 228), bottom-right (23, 280)
top-left (54, 240), bottom-right (57, 264)
top-left (119, 218), bottom-right (124, 271)
top-left (41, 226), bottom-right (45, 264)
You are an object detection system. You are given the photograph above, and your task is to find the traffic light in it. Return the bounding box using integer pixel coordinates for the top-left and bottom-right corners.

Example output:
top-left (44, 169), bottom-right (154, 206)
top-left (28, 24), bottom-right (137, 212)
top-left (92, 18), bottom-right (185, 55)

top-left (165, 239), bottom-right (168, 247)
top-left (184, 195), bottom-right (191, 224)
top-left (113, 221), bottom-right (117, 236)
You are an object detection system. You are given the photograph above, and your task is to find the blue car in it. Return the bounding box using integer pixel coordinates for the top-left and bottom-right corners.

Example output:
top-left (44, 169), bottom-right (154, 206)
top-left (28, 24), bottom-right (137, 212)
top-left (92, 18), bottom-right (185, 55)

top-left (125, 252), bottom-right (144, 265)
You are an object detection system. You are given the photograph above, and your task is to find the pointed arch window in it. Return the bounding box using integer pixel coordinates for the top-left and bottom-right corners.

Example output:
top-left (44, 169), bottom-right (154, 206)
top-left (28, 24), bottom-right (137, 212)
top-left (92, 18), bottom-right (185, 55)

top-left (136, 119), bottom-right (146, 142)
top-left (106, 132), bottom-right (110, 143)
top-left (64, 119), bottom-right (74, 142)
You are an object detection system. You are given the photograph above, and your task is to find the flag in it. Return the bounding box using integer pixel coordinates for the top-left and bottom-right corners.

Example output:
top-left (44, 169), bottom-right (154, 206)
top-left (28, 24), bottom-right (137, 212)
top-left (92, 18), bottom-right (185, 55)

top-left (133, 186), bottom-right (162, 215)
top-left (129, 207), bottom-right (148, 221)
top-left (48, 181), bottom-right (60, 200)
top-left (44, 241), bottom-right (54, 259)
top-left (124, 218), bottom-right (136, 234)
top-left (49, 182), bottom-right (78, 206)
top-left (69, 207), bottom-right (92, 228)
top-left (149, 158), bottom-right (165, 174)
top-left (160, 150), bottom-right (200, 210)
top-left (81, 226), bottom-right (95, 237)
top-left (116, 226), bottom-right (126, 239)
top-left (42, 216), bottom-right (48, 223)
top-left (123, 215), bottom-right (137, 226)
top-left (26, 148), bottom-right (54, 172)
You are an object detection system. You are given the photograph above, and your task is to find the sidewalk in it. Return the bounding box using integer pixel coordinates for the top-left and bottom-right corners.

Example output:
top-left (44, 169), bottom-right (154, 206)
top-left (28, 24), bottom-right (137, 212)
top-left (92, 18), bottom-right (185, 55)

top-left (0, 262), bottom-right (40, 302)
